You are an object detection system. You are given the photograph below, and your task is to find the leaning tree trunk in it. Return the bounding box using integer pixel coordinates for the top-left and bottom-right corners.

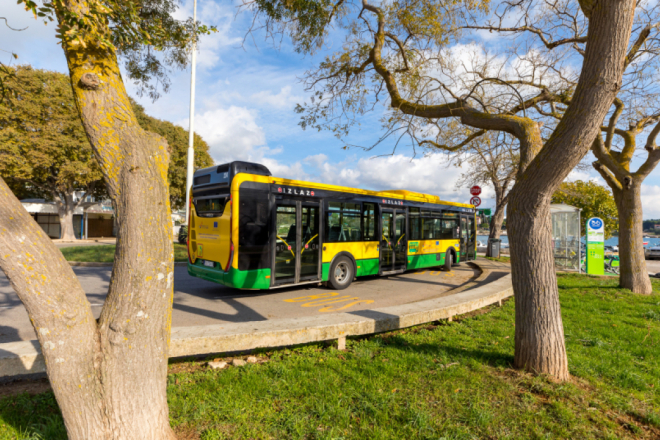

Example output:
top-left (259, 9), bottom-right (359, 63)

top-left (56, 192), bottom-right (79, 241)
top-left (486, 189), bottom-right (507, 257)
top-left (613, 182), bottom-right (652, 294)
top-left (0, 5), bottom-right (177, 439)
top-left (507, 0), bottom-right (635, 381)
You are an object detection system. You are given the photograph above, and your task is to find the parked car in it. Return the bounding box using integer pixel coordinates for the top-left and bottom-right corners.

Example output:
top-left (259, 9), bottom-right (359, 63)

top-left (645, 245), bottom-right (660, 260)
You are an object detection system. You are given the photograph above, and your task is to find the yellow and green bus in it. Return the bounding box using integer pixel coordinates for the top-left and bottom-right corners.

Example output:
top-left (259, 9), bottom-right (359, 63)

top-left (187, 161), bottom-right (477, 290)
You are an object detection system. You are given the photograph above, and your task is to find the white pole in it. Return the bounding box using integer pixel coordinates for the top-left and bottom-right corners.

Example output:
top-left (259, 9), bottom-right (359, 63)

top-left (185, 0), bottom-right (198, 224)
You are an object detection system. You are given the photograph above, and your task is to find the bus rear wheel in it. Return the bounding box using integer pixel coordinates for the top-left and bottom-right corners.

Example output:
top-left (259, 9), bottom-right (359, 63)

top-left (329, 257), bottom-right (354, 290)
top-left (444, 251), bottom-right (453, 272)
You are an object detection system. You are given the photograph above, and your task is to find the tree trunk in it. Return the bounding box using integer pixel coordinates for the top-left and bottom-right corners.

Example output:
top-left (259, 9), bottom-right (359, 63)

top-left (0, 3), bottom-right (177, 438)
top-left (56, 192), bottom-right (79, 241)
top-left (486, 187), bottom-right (507, 257)
top-left (507, 1), bottom-right (635, 381)
top-left (614, 182), bottom-right (652, 294)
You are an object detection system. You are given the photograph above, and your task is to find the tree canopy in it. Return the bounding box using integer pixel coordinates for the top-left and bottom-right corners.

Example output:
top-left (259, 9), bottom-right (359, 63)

top-left (552, 180), bottom-right (619, 239)
top-left (0, 65), bottom-right (104, 202)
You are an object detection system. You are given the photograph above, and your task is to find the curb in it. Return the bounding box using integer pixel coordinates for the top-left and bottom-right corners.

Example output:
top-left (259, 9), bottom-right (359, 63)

top-left (68, 262), bottom-right (188, 267)
top-left (0, 262), bottom-right (512, 378)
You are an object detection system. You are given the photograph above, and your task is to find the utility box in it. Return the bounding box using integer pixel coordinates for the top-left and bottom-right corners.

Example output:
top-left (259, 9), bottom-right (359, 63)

top-left (489, 239), bottom-right (501, 258)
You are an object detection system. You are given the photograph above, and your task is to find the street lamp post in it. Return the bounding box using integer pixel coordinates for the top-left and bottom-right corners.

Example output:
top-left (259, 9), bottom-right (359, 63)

top-left (185, 0), bottom-right (198, 224)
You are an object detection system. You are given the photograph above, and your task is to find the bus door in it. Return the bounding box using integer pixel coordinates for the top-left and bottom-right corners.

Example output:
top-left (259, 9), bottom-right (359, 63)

top-left (459, 214), bottom-right (475, 262)
top-left (273, 200), bottom-right (321, 286)
top-left (380, 208), bottom-right (407, 274)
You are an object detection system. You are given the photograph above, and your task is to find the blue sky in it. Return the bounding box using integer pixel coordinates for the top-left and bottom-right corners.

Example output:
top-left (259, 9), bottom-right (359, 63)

top-left (3, 0), bottom-right (660, 219)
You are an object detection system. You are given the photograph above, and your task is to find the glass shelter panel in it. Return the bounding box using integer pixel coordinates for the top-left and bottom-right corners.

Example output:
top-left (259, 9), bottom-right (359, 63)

top-left (551, 206), bottom-right (582, 271)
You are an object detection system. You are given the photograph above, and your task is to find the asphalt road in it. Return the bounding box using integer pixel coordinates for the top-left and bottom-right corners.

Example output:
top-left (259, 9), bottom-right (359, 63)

top-left (0, 264), bottom-right (485, 344)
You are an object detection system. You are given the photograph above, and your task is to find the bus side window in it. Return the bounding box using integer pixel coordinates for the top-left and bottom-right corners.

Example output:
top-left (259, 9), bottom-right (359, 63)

top-left (409, 208), bottom-right (420, 240)
top-left (327, 202), bottom-right (361, 242)
top-left (363, 203), bottom-right (376, 241)
top-left (440, 219), bottom-right (457, 239)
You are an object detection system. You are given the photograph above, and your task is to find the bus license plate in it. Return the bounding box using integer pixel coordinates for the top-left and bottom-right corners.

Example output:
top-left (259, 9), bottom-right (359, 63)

top-left (203, 260), bottom-right (214, 268)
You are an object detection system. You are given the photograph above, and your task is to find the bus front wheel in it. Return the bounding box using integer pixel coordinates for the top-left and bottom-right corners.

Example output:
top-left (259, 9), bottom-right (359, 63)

top-left (329, 257), bottom-right (354, 290)
top-left (444, 251), bottom-right (453, 272)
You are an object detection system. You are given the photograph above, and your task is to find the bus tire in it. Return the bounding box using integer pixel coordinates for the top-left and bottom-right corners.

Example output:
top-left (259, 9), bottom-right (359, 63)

top-left (444, 250), bottom-right (453, 272)
top-left (329, 256), bottom-right (354, 290)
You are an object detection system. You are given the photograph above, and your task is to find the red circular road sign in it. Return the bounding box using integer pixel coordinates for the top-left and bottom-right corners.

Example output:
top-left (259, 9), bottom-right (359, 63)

top-left (470, 185), bottom-right (482, 196)
top-left (470, 196), bottom-right (481, 207)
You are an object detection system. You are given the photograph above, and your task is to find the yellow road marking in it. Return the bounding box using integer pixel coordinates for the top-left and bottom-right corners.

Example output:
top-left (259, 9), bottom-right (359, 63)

top-left (320, 300), bottom-right (375, 313)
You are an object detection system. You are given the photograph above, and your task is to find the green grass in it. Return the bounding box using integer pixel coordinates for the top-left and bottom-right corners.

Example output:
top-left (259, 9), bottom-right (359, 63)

top-left (485, 255), bottom-right (511, 263)
top-left (60, 244), bottom-right (188, 263)
top-left (3, 274), bottom-right (660, 439)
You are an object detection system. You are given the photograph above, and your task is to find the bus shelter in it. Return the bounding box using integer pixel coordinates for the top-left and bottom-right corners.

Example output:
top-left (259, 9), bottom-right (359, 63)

top-left (551, 204), bottom-right (582, 272)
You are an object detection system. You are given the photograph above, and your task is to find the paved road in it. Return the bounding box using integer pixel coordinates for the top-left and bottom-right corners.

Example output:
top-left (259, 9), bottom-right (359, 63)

top-left (0, 263), bottom-right (487, 344)
top-left (646, 259), bottom-right (660, 274)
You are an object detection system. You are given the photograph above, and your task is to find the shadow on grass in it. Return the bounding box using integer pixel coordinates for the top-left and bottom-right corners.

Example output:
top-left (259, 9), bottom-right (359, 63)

top-left (377, 333), bottom-right (515, 369)
top-left (0, 390), bottom-right (66, 439)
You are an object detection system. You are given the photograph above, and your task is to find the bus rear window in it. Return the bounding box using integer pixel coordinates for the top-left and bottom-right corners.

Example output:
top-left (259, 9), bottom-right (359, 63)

top-left (194, 197), bottom-right (228, 217)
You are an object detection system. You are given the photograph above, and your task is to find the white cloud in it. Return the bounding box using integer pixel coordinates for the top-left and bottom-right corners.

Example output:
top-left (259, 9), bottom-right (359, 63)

top-left (260, 152), bottom-right (477, 205)
top-left (566, 169), bottom-right (602, 183)
top-left (183, 106), bottom-right (266, 163)
top-left (176, 0), bottom-right (242, 69)
top-left (642, 185), bottom-right (660, 219)
top-left (250, 86), bottom-right (301, 109)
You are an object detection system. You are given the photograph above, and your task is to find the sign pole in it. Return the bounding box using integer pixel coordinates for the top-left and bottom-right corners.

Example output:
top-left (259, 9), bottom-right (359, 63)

top-left (586, 217), bottom-right (604, 275)
top-left (185, 0), bottom-right (198, 224)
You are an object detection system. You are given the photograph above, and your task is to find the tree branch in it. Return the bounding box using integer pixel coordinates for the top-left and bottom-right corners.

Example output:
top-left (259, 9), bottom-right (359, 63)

top-left (461, 24), bottom-right (587, 50)
top-left (592, 160), bottom-right (622, 191)
top-left (591, 135), bottom-right (629, 181)
top-left (605, 98), bottom-right (624, 151)
top-left (420, 129), bottom-right (487, 151)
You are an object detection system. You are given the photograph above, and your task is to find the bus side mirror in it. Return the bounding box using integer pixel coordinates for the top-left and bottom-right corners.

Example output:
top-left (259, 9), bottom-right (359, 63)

top-left (453, 227), bottom-right (460, 239)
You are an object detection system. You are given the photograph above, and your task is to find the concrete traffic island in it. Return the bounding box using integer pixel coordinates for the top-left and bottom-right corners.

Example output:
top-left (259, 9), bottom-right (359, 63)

top-left (0, 259), bottom-right (512, 378)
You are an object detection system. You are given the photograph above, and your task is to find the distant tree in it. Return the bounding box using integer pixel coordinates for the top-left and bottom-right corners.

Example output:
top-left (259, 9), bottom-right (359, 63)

top-left (0, 65), bottom-right (105, 240)
top-left (643, 219), bottom-right (660, 231)
top-left (552, 181), bottom-right (618, 239)
top-left (454, 132), bottom-right (518, 256)
top-left (131, 99), bottom-right (214, 210)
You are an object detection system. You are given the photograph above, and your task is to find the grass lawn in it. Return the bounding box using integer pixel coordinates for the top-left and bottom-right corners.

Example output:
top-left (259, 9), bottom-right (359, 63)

top-left (60, 243), bottom-right (188, 263)
top-left (485, 255), bottom-right (511, 263)
top-left (3, 274), bottom-right (660, 439)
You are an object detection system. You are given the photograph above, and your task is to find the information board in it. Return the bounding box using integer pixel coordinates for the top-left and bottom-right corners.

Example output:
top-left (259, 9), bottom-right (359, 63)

top-left (586, 217), bottom-right (604, 275)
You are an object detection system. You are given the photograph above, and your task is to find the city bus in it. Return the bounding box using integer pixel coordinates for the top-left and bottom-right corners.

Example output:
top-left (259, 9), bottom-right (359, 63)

top-left (187, 161), bottom-right (477, 290)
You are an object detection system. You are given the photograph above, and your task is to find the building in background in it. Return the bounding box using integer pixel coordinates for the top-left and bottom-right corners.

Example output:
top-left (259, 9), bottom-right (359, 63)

top-left (22, 196), bottom-right (185, 240)
top-left (21, 196), bottom-right (115, 239)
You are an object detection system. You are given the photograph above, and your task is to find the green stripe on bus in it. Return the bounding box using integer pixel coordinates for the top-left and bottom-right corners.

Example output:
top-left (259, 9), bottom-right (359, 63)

top-left (407, 253), bottom-right (443, 270)
top-left (187, 264), bottom-right (271, 290)
top-left (356, 258), bottom-right (379, 277)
